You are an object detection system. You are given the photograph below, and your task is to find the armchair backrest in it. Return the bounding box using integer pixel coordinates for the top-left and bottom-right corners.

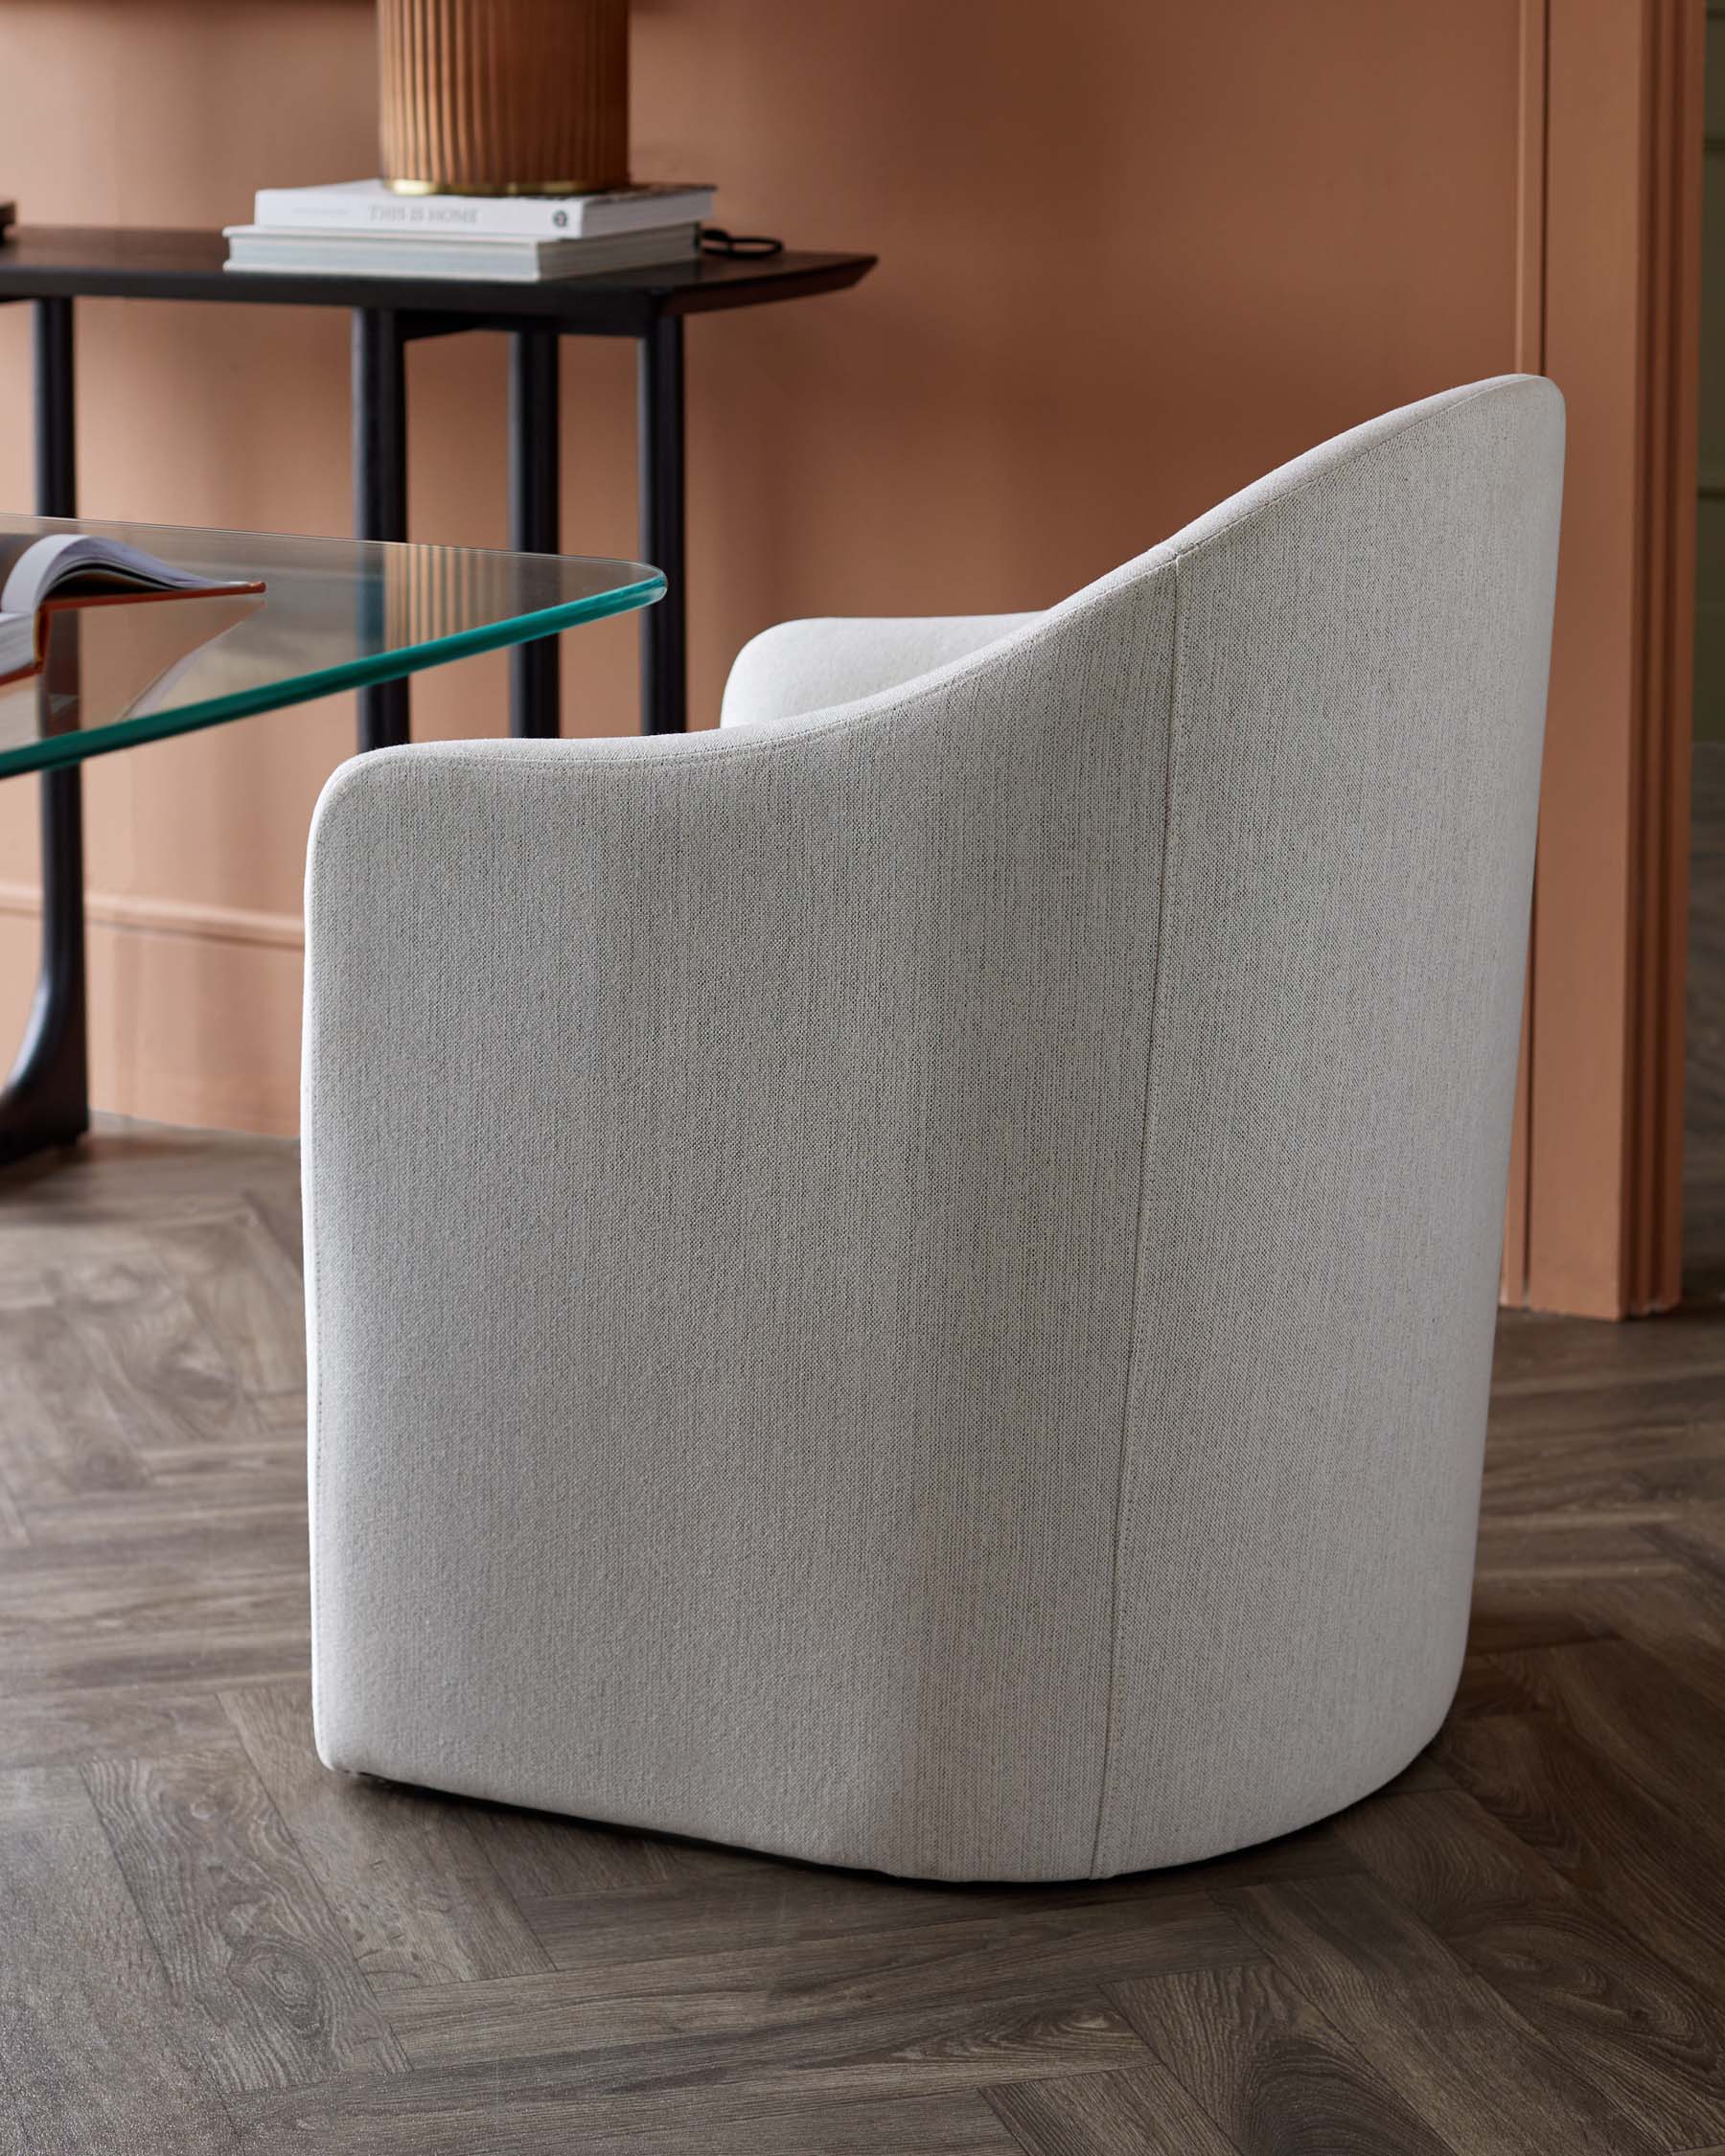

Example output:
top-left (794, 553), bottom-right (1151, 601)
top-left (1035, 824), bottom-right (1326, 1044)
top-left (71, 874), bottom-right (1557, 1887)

top-left (1080, 374), bottom-right (1564, 1869)
top-left (702, 374), bottom-right (1563, 1872)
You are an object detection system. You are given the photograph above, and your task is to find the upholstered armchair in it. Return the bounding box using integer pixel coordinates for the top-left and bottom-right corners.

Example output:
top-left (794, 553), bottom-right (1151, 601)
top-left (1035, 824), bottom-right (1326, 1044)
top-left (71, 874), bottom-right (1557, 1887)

top-left (303, 376), bottom-right (1564, 1882)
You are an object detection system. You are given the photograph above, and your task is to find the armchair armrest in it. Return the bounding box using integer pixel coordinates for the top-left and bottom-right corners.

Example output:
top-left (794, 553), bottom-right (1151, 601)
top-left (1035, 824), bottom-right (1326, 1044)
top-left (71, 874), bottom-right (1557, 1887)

top-left (301, 563), bottom-right (1171, 1877)
top-left (719, 612), bottom-right (1041, 728)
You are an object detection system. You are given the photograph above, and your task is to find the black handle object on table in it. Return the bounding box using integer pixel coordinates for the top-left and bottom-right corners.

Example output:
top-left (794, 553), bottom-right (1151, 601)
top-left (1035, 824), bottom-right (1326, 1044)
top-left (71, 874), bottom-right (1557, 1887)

top-left (700, 227), bottom-right (784, 260)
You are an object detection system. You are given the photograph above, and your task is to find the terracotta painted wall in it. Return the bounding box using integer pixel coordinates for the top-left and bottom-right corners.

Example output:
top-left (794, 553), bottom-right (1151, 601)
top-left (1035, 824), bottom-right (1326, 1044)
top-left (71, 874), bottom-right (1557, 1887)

top-left (0, 0), bottom-right (1525, 1135)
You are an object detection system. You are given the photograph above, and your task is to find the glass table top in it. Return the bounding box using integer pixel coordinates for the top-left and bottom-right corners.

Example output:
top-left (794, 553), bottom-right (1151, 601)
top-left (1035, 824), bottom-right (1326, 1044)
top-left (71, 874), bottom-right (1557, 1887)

top-left (0, 516), bottom-right (664, 779)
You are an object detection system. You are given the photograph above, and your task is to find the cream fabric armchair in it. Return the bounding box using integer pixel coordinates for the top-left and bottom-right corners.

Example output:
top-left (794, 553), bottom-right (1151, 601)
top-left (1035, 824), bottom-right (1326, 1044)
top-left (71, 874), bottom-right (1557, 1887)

top-left (303, 377), bottom-right (1563, 1882)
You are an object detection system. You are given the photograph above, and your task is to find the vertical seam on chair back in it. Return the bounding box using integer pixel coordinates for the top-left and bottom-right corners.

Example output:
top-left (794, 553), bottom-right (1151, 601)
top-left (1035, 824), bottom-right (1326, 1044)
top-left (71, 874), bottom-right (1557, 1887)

top-left (1087, 556), bottom-right (1184, 1876)
top-left (303, 874), bottom-right (328, 1754)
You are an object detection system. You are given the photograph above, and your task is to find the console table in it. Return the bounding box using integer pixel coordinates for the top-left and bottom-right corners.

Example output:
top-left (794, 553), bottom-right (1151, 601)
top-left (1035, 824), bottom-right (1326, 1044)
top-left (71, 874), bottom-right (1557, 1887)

top-left (0, 225), bottom-right (875, 1168)
top-left (0, 226), bottom-right (876, 744)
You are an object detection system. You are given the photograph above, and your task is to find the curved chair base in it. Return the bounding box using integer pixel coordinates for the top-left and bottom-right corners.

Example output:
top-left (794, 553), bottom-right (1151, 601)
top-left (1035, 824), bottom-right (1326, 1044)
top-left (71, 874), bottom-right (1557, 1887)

top-left (320, 1673), bottom-right (1462, 1886)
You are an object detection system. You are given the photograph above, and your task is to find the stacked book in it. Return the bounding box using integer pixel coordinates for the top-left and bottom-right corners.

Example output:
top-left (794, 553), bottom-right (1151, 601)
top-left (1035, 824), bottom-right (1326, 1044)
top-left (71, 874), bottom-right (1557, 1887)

top-left (224, 180), bottom-right (715, 284)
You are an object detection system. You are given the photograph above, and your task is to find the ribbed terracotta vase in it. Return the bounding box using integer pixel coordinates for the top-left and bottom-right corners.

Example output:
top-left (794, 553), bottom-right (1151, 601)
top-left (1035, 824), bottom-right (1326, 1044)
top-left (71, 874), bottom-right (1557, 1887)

top-left (379, 0), bottom-right (630, 195)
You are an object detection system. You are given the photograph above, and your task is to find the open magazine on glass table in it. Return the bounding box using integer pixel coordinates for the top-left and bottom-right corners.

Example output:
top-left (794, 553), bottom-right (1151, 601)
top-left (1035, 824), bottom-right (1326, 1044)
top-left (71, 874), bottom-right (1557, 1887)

top-left (0, 515), bottom-right (664, 1168)
top-left (0, 528), bottom-right (264, 692)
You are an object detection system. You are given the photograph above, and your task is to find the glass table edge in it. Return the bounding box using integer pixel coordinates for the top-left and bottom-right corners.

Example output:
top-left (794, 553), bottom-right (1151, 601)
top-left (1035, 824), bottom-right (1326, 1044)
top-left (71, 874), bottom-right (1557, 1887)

top-left (0, 570), bottom-right (667, 780)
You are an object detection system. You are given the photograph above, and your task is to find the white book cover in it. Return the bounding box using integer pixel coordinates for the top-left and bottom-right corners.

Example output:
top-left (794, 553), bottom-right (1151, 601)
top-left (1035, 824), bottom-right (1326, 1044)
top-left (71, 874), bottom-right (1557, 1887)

top-left (223, 224), bottom-right (700, 283)
top-left (251, 179), bottom-right (715, 241)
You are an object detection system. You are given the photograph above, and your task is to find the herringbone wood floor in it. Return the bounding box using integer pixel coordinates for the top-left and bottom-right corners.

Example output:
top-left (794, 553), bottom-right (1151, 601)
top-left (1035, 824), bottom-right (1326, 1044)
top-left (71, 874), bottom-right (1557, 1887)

top-left (7, 774), bottom-right (1725, 2152)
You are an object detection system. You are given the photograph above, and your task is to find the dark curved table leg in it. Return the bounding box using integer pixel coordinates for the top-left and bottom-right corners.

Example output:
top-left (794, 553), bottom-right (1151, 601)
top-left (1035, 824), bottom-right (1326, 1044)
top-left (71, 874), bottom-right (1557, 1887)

top-left (0, 296), bottom-right (89, 1168)
top-left (0, 760), bottom-right (88, 1166)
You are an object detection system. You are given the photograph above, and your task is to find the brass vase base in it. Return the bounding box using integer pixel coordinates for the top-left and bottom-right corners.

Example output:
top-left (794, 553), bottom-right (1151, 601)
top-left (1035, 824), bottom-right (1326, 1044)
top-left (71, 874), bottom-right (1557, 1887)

top-left (385, 177), bottom-right (625, 199)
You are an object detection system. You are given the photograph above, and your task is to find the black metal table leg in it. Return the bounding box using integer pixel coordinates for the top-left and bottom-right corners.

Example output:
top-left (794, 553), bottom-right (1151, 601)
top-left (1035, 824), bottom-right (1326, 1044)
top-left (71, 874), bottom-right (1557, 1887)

top-left (637, 315), bottom-right (686, 735)
top-left (508, 329), bottom-right (562, 739)
top-left (0, 296), bottom-right (90, 1168)
top-left (353, 308), bottom-right (410, 752)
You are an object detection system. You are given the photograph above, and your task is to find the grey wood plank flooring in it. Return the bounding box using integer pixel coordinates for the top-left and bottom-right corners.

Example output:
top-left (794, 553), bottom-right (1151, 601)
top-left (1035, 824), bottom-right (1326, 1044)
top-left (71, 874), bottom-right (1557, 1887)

top-left (81, 1736), bottom-right (405, 2093)
top-left (0, 1765), bottom-right (240, 2153)
top-left (222, 1681), bottom-right (551, 1992)
top-left (1110, 1958), bottom-right (1456, 2156)
top-left (987, 2060), bottom-right (1243, 2155)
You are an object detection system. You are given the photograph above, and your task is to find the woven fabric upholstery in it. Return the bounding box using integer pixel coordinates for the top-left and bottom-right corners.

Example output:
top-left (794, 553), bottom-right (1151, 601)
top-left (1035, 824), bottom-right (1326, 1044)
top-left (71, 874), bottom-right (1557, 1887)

top-left (304, 376), bottom-right (1564, 1882)
top-left (720, 611), bottom-right (1042, 726)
